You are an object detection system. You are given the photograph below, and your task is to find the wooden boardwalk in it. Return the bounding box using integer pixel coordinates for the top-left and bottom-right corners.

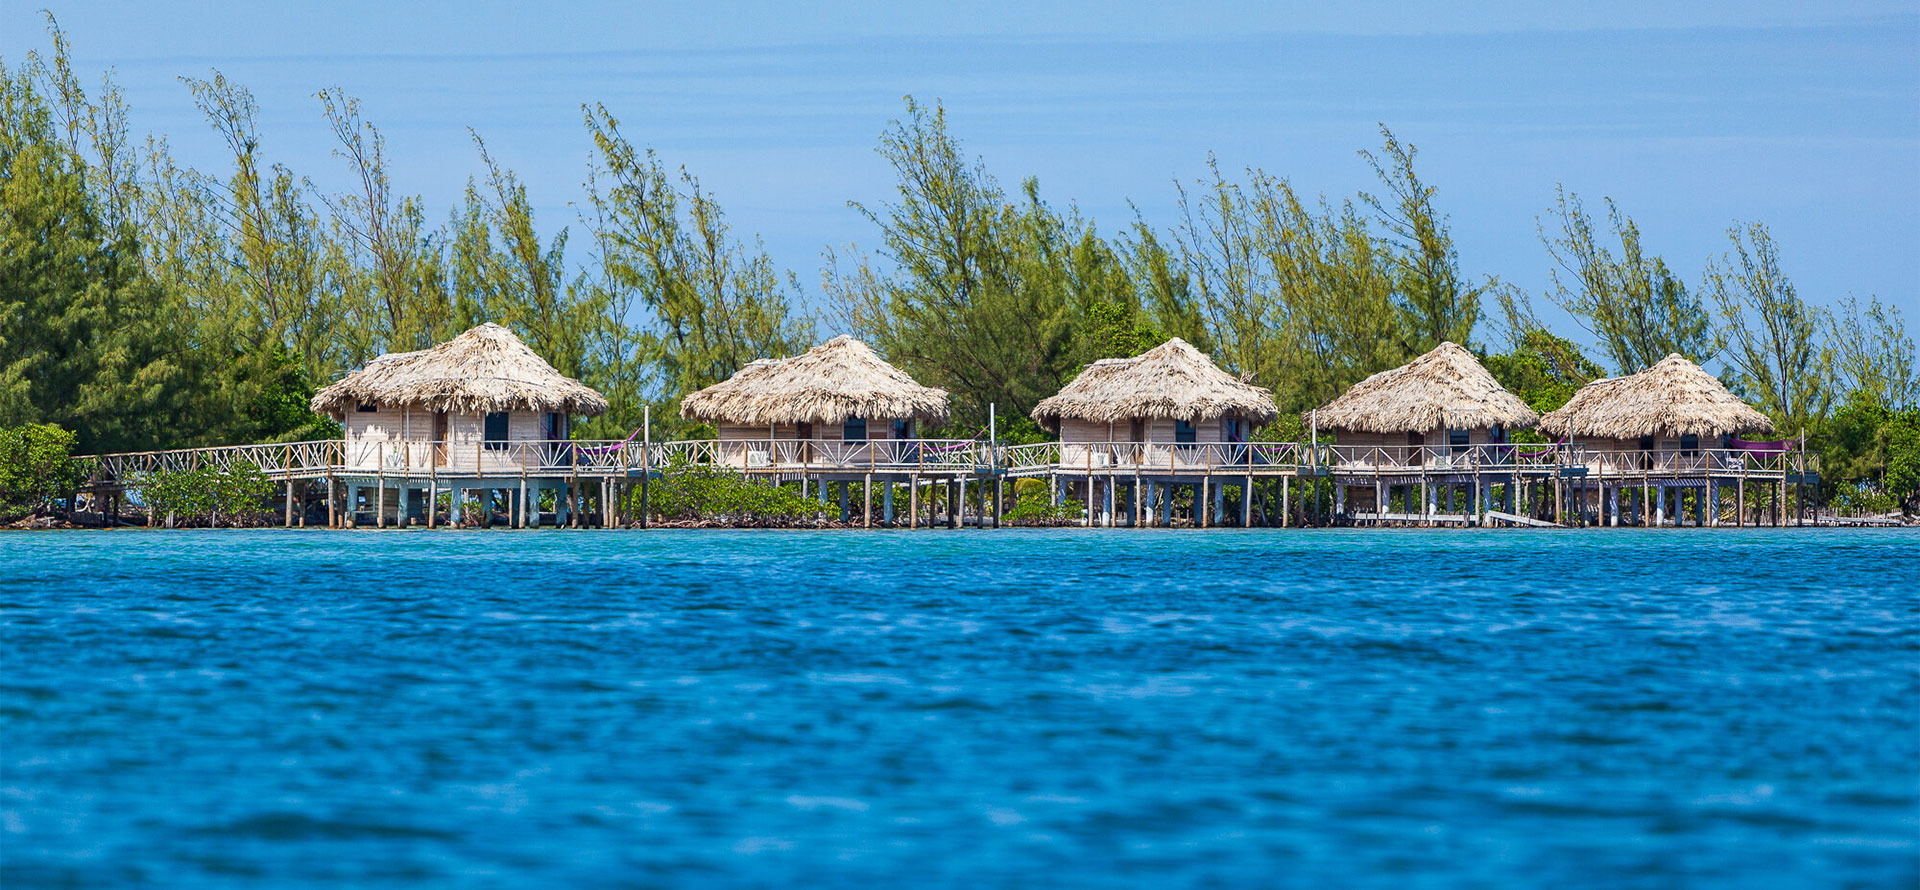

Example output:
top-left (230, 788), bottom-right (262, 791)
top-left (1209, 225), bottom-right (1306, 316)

top-left (71, 438), bottom-right (1819, 529)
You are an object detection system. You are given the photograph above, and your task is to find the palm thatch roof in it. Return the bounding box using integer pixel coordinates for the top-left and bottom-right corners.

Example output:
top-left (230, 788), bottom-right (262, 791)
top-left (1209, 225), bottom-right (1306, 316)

top-left (678, 336), bottom-right (950, 425)
top-left (1030, 338), bottom-right (1278, 431)
top-left (1315, 341), bottom-right (1538, 434)
top-left (1540, 353), bottom-right (1774, 439)
top-left (310, 323), bottom-right (608, 418)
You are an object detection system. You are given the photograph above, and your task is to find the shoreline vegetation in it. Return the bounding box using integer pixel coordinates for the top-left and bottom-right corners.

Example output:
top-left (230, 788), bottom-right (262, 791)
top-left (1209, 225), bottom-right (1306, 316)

top-left (3, 17), bottom-right (1916, 529)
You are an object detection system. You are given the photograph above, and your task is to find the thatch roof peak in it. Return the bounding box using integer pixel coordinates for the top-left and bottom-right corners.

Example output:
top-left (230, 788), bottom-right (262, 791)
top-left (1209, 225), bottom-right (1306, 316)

top-left (1030, 337), bottom-right (1278, 431)
top-left (1315, 341), bottom-right (1538, 434)
top-left (1540, 353), bottom-right (1775, 439)
top-left (678, 335), bottom-right (950, 425)
top-left (311, 323), bottom-right (608, 418)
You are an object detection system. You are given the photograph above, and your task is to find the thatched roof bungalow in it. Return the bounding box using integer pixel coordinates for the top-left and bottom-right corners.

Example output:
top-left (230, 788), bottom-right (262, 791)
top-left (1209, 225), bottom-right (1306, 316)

top-left (1032, 338), bottom-right (1276, 466)
top-left (1315, 341), bottom-right (1537, 457)
top-left (680, 336), bottom-right (949, 465)
top-left (1540, 353), bottom-right (1774, 452)
top-left (312, 323), bottom-right (606, 472)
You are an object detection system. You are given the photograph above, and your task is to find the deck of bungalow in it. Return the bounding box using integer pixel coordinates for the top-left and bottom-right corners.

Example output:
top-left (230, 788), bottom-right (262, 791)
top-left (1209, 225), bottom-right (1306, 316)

top-left (70, 434), bottom-right (1818, 529)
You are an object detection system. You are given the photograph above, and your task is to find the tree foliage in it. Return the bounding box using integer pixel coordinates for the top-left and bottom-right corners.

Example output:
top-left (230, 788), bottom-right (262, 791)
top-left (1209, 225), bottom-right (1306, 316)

top-left (0, 422), bottom-right (79, 516)
top-left (1541, 187), bottom-right (1713, 374)
top-left (1703, 223), bottom-right (1831, 435)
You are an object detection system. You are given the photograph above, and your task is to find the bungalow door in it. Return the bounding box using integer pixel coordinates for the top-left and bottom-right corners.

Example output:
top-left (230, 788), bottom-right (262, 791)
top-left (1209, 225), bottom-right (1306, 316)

top-left (432, 412), bottom-right (449, 467)
top-left (1407, 431), bottom-right (1425, 467)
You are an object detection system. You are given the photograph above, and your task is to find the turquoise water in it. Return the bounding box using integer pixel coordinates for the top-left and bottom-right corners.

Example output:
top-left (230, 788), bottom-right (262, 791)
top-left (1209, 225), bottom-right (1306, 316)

top-left (2, 529), bottom-right (1915, 888)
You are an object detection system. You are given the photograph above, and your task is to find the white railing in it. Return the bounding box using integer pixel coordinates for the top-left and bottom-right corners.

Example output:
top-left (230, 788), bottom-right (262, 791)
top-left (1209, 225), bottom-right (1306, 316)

top-left (1577, 448), bottom-right (1813, 478)
top-left (1002, 441), bottom-right (1328, 474)
top-left (683, 438), bottom-right (987, 472)
top-left (73, 439), bottom-right (1817, 485)
top-left (1324, 444), bottom-right (1584, 473)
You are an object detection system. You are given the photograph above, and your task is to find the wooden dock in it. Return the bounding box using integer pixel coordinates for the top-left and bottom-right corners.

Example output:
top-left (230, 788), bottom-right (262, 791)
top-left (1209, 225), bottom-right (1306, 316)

top-left (70, 438), bottom-right (1819, 530)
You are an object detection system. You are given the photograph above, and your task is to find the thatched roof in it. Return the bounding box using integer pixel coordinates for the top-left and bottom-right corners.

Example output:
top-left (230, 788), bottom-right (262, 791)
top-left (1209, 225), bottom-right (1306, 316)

top-left (1030, 338), bottom-right (1278, 431)
top-left (678, 336), bottom-right (950, 425)
top-left (1315, 341), bottom-right (1538, 434)
top-left (310, 323), bottom-right (608, 418)
top-left (1540, 353), bottom-right (1775, 439)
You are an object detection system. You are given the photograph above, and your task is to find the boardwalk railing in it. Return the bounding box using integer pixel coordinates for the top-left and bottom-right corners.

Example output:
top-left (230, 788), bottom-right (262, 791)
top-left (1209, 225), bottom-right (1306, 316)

top-left (1324, 443), bottom-right (1586, 474)
top-left (78, 441), bottom-right (343, 483)
top-left (1576, 448), bottom-right (1814, 478)
top-left (1003, 441), bottom-right (1329, 475)
top-left (74, 439), bottom-right (1817, 487)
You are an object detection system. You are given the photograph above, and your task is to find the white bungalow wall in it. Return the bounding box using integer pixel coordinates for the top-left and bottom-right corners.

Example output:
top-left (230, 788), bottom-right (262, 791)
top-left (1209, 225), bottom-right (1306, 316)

top-left (344, 406), bottom-right (560, 472)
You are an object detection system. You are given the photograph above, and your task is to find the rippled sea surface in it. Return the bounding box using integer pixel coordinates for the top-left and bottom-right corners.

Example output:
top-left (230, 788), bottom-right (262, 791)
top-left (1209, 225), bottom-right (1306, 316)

top-left (2, 529), bottom-right (1916, 888)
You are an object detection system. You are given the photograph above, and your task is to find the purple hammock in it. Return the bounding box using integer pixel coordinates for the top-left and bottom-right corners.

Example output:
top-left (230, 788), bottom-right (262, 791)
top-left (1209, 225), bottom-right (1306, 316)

top-left (1728, 437), bottom-right (1796, 454)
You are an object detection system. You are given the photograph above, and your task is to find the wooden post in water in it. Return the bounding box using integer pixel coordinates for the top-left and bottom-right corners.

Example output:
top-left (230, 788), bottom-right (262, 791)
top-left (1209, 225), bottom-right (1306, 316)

top-left (1736, 471), bottom-right (1745, 528)
top-left (863, 473), bottom-right (873, 528)
top-left (376, 474), bottom-right (387, 529)
top-left (639, 405), bottom-right (651, 530)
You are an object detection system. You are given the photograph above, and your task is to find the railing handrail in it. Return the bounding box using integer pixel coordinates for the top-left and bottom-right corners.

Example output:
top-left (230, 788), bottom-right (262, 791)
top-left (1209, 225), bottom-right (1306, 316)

top-left (70, 438), bottom-right (1818, 482)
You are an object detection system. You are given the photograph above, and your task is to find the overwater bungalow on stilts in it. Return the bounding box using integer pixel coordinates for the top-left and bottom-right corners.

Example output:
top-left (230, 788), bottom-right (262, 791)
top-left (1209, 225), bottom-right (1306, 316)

top-left (65, 333), bottom-right (1825, 531)
top-left (677, 335), bottom-right (968, 526)
top-left (1540, 354), bottom-right (1810, 526)
top-left (1026, 338), bottom-right (1282, 527)
top-left (1314, 342), bottom-right (1545, 525)
top-left (309, 323), bottom-right (610, 527)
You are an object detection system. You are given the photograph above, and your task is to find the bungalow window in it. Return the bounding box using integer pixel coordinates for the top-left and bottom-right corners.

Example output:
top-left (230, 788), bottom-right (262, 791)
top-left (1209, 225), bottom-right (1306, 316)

top-left (843, 417), bottom-right (868, 441)
top-left (1490, 425), bottom-right (1507, 444)
top-left (1222, 418), bottom-right (1244, 443)
top-left (356, 402), bottom-right (378, 413)
top-left (797, 422), bottom-right (814, 440)
top-left (1680, 434), bottom-right (1700, 455)
top-left (1638, 435), bottom-right (1656, 451)
top-left (544, 412), bottom-right (565, 441)
top-left (891, 419), bottom-right (913, 439)
top-left (484, 411), bottom-right (510, 450)
top-left (1174, 420), bottom-right (1196, 444)
top-left (1448, 429), bottom-right (1471, 452)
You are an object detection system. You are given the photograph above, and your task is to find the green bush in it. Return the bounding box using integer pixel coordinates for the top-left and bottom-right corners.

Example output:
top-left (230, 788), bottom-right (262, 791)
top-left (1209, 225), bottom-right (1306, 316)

top-left (138, 460), bottom-right (275, 526)
top-left (1830, 481), bottom-right (1896, 516)
top-left (0, 423), bottom-right (80, 518)
top-left (1004, 477), bottom-right (1083, 525)
top-left (630, 457), bottom-right (828, 523)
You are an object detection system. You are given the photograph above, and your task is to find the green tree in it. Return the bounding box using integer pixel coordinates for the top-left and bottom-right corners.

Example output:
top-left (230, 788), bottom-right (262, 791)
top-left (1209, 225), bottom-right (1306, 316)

top-left (1484, 328), bottom-right (1604, 418)
top-left (1702, 222), bottom-right (1831, 435)
top-left (829, 98), bottom-right (1139, 429)
top-left (1828, 296), bottom-right (1915, 411)
top-left (1541, 187), bottom-right (1713, 373)
top-left (0, 60), bottom-right (200, 452)
top-left (0, 422), bottom-right (79, 516)
top-left (580, 104), bottom-right (812, 436)
top-left (1174, 158), bottom-right (1402, 413)
top-left (318, 87), bottom-right (453, 361)
top-left (1359, 125), bottom-right (1483, 351)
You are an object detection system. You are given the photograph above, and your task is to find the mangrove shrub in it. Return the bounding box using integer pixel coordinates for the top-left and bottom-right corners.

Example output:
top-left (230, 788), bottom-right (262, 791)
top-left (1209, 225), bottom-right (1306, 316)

top-left (138, 460), bottom-right (274, 526)
top-left (0, 422), bottom-right (79, 517)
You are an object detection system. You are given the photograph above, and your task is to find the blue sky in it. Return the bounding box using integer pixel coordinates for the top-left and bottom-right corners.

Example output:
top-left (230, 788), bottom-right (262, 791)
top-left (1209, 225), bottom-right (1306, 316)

top-left (5, 1), bottom-right (1917, 345)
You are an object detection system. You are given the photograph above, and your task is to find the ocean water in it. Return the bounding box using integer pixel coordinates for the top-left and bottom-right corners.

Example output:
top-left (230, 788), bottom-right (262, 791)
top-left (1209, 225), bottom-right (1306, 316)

top-left (1, 528), bottom-right (1914, 888)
